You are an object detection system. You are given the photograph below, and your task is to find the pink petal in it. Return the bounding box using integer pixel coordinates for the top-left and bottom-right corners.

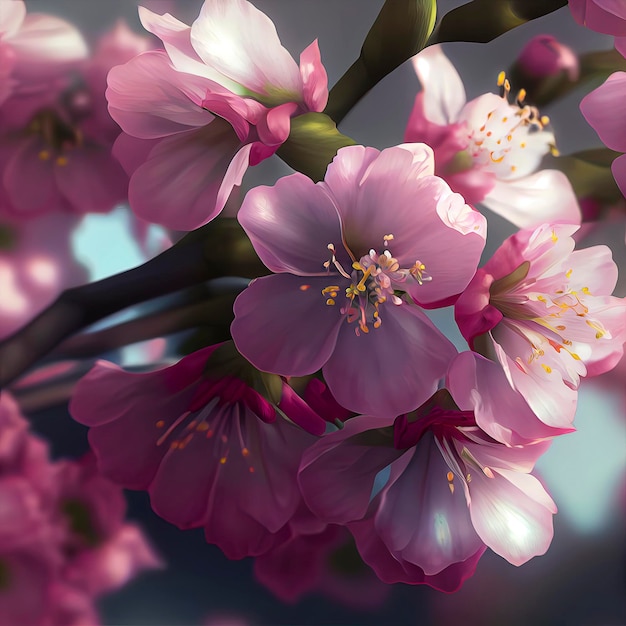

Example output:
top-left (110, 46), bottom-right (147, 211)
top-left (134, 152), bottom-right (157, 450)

top-left (231, 274), bottom-right (343, 377)
top-left (482, 170), bottom-right (582, 229)
top-left (447, 352), bottom-right (573, 445)
top-left (411, 45), bottom-right (466, 125)
top-left (1, 1), bottom-right (26, 37)
top-left (580, 70), bottom-right (626, 152)
top-left (467, 467), bottom-right (555, 566)
top-left (300, 39), bottom-right (328, 112)
top-left (323, 304), bottom-right (456, 418)
top-left (298, 415), bottom-right (399, 524)
top-left (569, 0), bottom-right (626, 35)
top-left (612, 152), bottom-right (626, 197)
top-left (127, 120), bottom-right (250, 230)
top-left (190, 0), bottom-right (301, 102)
top-left (106, 50), bottom-right (215, 139)
top-left (237, 173), bottom-right (345, 275)
top-left (255, 101), bottom-right (298, 146)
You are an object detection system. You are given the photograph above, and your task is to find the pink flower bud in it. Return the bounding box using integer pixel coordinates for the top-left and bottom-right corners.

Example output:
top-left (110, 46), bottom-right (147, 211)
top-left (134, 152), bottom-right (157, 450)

top-left (517, 35), bottom-right (579, 81)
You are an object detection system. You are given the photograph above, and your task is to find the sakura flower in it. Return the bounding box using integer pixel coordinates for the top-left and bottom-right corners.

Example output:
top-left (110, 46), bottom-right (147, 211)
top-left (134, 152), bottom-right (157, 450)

top-left (0, 0), bottom-right (87, 102)
top-left (405, 45), bottom-right (581, 229)
top-left (299, 387), bottom-right (556, 590)
top-left (0, 213), bottom-right (87, 339)
top-left (106, 0), bottom-right (328, 230)
top-left (0, 20), bottom-right (149, 218)
top-left (231, 144), bottom-right (486, 418)
top-left (568, 0), bottom-right (626, 36)
top-left (52, 454), bottom-right (163, 598)
top-left (580, 69), bottom-right (626, 200)
top-left (455, 223), bottom-right (626, 429)
top-left (69, 343), bottom-right (324, 559)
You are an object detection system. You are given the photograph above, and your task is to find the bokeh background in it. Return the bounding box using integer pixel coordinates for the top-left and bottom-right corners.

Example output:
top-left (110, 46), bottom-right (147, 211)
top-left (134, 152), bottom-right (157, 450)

top-left (21, 1), bottom-right (626, 624)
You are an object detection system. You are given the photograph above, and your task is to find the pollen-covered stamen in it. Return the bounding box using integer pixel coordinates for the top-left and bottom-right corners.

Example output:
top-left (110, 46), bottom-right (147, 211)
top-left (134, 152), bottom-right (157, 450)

top-left (460, 446), bottom-right (495, 480)
top-left (323, 243), bottom-right (351, 279)
top-left (29, 109), bottom-right (83, 166)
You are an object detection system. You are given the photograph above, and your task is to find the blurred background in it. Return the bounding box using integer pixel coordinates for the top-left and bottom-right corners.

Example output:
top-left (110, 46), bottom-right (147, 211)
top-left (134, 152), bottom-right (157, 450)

top-left (18, 0), bottom-right (626, 624)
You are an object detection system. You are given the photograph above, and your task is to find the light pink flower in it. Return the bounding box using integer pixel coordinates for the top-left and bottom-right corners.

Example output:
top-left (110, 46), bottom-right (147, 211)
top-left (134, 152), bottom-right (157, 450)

top-left (232, 144), bottom-right (486, 418)
top-left (405, 45), bottom-right (581, 229)
top-left (455, 223), bottom-right (626, 429)
top-left (69, 344), bottom-right (324, 559)
top-left (299, 387), bottom-right (556, 590)
top-left (580, 69), bottom-right (626, 200)
top-left (0, 213), bottom-right (87, 339)
top-left (569, 0), bottom-right (626, 36)
top-left (0, 0), bottom-right (87, 101)
top-left (106, 0), bottom-right (328, 230)
top-left (0, 21), bottom-right (149, 218)
top-left (517, 34), bottom-right (579, 80)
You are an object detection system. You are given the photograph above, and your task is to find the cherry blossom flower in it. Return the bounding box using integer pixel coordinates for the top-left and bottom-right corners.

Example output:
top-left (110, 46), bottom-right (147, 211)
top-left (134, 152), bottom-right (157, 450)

top-left (580, 49), bottom-right (626, 201)
top-left (0, 213), bottom-right (87, 339)
top-left (405, 45), bottom-right (581, 229)
top-left (0, 0), bottom-right (87, 105)
top-left (106, 0), bottom-right (328, 230)
top-left (299, 386), bottom-right (556, 590)
top-left (568, 0), bottom-right (626, 36)
top-left (69, 343), bottom-right (324, 559)
top-left (455, 223), bottom-right (626, 429)
top-left (231, 144), bottom-right (486, 418)
top-left (0, 20), bottom-right (149, 218)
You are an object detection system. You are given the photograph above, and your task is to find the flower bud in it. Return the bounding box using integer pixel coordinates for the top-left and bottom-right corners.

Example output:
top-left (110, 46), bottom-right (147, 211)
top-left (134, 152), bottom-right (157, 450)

top-left (517, 34), bottom-right (579, 80)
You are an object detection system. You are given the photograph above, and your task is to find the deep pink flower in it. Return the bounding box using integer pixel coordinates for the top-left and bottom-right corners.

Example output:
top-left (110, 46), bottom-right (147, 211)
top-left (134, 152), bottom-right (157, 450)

top-left (69, 343), bottom-right (324, 559)
top-left (53, 454), bottom-right (163, 598)
top-left (405, 45), bottom-right (581, 228)
top-left (580, 69), bottom-right (626, 200)
top-left (569, 0), bottom-right (626, 36)
top-left (299, 387), bottom-right (556, 590)
top-left (455, 223), bottom-right (626, 429)
top-left (232, 144), bottom-right (486, 418)
top-left (0, 213), bottom-right (87, 339)
top-left (0, 20), bottom-right (149, 218)
top-left (0, 0), bottom-right (87, 103)
top-left (106, 0), bottom-right (328, 230)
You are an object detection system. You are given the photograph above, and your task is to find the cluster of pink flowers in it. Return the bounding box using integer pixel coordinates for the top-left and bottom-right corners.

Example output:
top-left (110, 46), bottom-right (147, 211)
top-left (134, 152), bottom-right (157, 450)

top-left (1, 0), bottom-right (625, 617)
top-left (0, 392), bottom-right (161, 625)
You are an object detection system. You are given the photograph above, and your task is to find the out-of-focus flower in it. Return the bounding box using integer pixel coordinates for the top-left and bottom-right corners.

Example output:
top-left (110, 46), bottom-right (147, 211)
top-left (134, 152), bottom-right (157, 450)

top-left (455, 223), bottom-right (626, 429)
top-left (0, 20), bottom-right (149, 218)
top-left (106, 0), bottom-right (328, 230)
top-left (580, 60), bottom-right (626, 201)
top-left (405, 45), bottom-right (581, 229)
top-left (0, 212), bottom-right (87, 339)
top-left (232, 144), bottom-right (486, 418)
top-left (53, 454), bottom-right (163, 597)
top-left (0, 0), bottom-right (87, 105)
top-left (69, 343), bottom-right (324, 559)
top-left (299, 386), bottom-right (556, 590)
top-left (517, 34), bottom-right (579, 81)
top-left (569, 0), bottom-right (626, 36)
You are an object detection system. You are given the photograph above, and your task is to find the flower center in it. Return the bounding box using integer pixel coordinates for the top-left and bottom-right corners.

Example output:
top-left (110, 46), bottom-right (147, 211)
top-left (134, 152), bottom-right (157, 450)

top-left (466, 71), bottom-right (558, 180)
top-left (28, 109), bottom-right (83, 167)
top-left (321, 236), bottom-right (431, 336)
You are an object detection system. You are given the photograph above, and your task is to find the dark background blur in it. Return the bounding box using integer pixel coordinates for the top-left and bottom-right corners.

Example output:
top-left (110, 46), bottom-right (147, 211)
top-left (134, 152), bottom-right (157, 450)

top-left (24, 1), bottom-right (626, 624)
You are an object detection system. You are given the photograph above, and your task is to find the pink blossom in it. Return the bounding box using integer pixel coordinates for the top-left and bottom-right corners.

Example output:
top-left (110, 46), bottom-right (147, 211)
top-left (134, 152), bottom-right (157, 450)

top-left (405, 45), bottom-right (581, 229)
top-left (69, 343), bottom-right (324, 559)
top-left (455, 223), bottom-right (626, 429)
top-left (0, 213), bottom-right (87, 339)
top-left (232, 144), bottom-right (486, 418)
top-left (299, 387), bottom-right (556, 590)
top-left (580, 69), bottom-right (626, 200)
top-left (106, 0), bottom-right (328, 230)
top-left (517, 34), bottom-right (579, 80)
top-left (0, 0), bottom-right (87, 102)
top-left (0, 21), bottom-right (149, 218)
top-left (569, 0), bottom-right (626, 36)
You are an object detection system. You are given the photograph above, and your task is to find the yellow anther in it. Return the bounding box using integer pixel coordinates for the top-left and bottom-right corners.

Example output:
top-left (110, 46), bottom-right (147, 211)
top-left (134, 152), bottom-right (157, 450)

top-left (155, 420), bottom-right (165, 428)
top-left (551, 230), bottom-right (558, 243)
top-left (241, 447), bottom-right (250, 457)
top-left (490, 151), bottom-right (505, 163)
top-left (447, 471), bottom-right (454, 482)
top-left (326, 298), bottom-right (335, 306)
top-left (219, 456), bottom-right (227, 464)
top-left (196, 422), bottom-right (209, 432)
top-left (55, 156), bottom-right (68, 166)
top-left (517, 88), bottom-right (527, 102)
top-left (39, 150), bottom-right (50, 160)
top-left (299, 284), bottom-right (311, 291)
top-left (542, 364), bottom-right (552, 373)
top-left (483, 467), bottom-right (494, 479)
top-left (540, 115), bottom-right (550, 126)
top-left (565, 269), bottom-right (573, 279)
top-left (497, 71), bottom-right (506, 86)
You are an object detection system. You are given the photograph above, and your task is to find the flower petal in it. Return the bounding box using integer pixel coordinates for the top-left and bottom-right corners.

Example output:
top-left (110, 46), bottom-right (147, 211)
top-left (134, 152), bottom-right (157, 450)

top-left (323, 304), bottom-right (456, 418)
top-left (300, 39), bottom-right (328, 112)
top-left (482, 170), bottom-right (581, 229)
top-left (231, 274), bottom-right (343, 377)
